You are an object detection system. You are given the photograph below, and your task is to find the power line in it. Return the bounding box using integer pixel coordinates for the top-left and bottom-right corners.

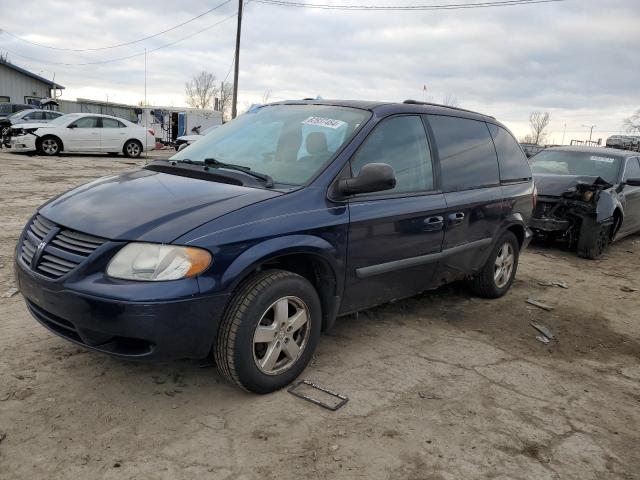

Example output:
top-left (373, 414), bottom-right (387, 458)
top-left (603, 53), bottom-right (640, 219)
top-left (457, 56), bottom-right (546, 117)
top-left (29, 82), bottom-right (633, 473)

top-left (252, 0), bottom-right (564, 10)
top-left (0, 0), bottom-right (232, 52)
top-left (0, 13), bottom-right (239, 66)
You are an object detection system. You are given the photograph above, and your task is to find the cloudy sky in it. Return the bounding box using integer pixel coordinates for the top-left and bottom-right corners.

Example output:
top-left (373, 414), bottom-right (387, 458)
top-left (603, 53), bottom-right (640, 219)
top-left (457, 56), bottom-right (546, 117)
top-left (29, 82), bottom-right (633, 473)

top-left (1, 0), bottom-right (639, 141)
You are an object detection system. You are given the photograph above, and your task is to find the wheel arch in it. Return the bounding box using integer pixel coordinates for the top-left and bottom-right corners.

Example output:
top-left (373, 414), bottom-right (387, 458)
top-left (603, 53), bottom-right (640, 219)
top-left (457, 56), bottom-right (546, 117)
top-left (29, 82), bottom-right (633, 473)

top-left (220, 235), bottom-right (343, 332)
top-left (37, 134), bottom-right (64, 152)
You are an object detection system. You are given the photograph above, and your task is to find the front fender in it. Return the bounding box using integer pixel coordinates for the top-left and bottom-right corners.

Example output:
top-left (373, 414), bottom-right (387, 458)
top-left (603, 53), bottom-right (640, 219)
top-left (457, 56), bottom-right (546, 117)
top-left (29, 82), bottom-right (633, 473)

top-left (596, 191), bottom-right (623, 223)
top-left (220, 234), bottom-right (342, 294)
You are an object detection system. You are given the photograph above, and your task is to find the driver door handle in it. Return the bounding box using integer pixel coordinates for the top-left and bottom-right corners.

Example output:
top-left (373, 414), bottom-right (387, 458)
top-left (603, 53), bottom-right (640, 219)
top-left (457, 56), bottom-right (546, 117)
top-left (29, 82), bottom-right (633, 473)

top-left (448, 212), bottom-right (465, 224)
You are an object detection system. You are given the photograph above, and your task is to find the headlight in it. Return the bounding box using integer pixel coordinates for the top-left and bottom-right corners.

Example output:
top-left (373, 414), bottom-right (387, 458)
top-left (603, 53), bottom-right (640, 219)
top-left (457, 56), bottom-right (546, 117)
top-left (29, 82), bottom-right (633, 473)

top-left (106, 243), bottom-right (211, 281)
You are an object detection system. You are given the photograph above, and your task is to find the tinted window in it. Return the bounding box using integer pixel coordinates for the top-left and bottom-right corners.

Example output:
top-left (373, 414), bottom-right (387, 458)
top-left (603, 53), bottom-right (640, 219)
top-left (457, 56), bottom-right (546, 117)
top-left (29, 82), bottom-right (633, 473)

top-left (428, 115), bottom-right (499, 192)
top-left (623, 158), bottom-right (640, 181)
top-left (71, 117), bottom-right (100, 128)
top-left (487, 124), bottom-right (532, 181)
top-left (351, 115), bottom-right (434, 194)
top-left (102, 118), bottom-right (125, 128)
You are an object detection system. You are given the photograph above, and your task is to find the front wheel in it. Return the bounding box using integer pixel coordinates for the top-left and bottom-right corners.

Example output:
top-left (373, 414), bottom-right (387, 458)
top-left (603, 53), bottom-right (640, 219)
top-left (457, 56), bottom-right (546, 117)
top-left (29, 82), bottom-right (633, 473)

top-left (123, 140), bottom-right (142, 158)
top-left (215, 270), bottom-right (322, 394)
top-left (38, 136), bottom-right (61, 156)
top-left (577, 219), bottom-right (611, 259)
top-left (469, 231), bottom-right (520, 298)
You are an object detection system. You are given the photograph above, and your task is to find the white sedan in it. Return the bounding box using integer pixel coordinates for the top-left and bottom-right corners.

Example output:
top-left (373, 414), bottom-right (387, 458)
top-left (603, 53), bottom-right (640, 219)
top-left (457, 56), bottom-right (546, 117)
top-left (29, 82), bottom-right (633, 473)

top-left (8, 113), bottom-right (155, 158)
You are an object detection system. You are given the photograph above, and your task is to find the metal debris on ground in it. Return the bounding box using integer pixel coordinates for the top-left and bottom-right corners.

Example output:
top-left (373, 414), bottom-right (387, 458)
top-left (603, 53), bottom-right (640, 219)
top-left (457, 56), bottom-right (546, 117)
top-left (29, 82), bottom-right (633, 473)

top-left (620, 286), bottom-right (638, 293)
top-left (526, 297), bottom-right (554, 311)
top-left (3, 287), bottom-right (18, 298)
top-left (288, 380), bottom-right (349, 411)
top-left (530, 322), bottom-right (554, 340)
top-left (418, 392), bottom-right (442, 400)
top-left (535, 335), bottom-right (551, 345)
top-left (538, 280), bottom-right (569, 289)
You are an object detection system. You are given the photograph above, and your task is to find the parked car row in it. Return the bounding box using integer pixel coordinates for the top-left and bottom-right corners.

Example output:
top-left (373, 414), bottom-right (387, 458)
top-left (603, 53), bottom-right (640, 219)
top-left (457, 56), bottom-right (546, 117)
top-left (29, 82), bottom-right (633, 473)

top-left (13, 99), bottom-right (640, 395)
top-left (4, 112), bottom-right (155, 157)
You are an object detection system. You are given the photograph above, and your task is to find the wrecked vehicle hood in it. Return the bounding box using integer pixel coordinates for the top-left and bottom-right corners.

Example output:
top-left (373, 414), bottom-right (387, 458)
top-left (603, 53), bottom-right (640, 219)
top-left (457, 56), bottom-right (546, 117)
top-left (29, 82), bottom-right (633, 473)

top-left (533, 174), bottom-right (613, 197)
top-left (39, 169), bottom-right (281, 242)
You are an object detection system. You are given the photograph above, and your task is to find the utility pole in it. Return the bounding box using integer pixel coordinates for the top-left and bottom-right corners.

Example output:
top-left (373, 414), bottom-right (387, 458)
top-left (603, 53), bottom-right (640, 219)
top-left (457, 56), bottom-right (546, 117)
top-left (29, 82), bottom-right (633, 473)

top-left (582, 124), bottom-right (596, 143)
top-left (561, 123), bottom-right (566, 145)
top-left (231, 0), bottom-right (243, 119)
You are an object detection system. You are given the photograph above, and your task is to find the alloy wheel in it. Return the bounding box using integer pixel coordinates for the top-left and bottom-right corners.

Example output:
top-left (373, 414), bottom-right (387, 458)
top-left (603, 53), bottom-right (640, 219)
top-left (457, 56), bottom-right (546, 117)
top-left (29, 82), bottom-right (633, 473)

top-left (42, 139), bottom-right (58, 155)
top-left (493, 242), bottom-right (514, 289)
top-left (126, 142), bottom-right (140, 157)
top-left (253, 296), bottom-right (310, 375)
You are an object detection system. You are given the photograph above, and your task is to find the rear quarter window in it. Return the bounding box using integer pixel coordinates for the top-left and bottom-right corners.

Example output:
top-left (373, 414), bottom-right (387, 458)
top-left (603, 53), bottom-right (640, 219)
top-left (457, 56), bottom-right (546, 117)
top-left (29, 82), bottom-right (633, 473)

top-left (487, 124), bottom-right (532, 182)
top-left (427, 115), bottom-right (499, 192)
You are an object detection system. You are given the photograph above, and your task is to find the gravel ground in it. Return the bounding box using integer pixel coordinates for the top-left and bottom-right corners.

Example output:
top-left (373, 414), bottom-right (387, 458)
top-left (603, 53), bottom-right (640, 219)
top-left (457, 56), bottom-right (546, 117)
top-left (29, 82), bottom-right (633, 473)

top-left (0, 148), bottom-right (639, 480)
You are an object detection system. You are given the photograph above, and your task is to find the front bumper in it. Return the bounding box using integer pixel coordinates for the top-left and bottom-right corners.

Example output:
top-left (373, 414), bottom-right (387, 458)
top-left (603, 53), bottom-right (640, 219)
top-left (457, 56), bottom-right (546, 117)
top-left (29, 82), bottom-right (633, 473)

top-left (8, 134), bottom-right (37, 152)
top-left (16, 261), bottom-right (230, 360)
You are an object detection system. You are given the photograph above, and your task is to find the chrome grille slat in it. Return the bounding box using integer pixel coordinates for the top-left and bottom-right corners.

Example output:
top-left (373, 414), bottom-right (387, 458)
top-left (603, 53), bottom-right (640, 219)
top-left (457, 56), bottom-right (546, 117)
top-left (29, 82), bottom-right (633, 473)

top-left (19, 214), bottom-right (107, 279)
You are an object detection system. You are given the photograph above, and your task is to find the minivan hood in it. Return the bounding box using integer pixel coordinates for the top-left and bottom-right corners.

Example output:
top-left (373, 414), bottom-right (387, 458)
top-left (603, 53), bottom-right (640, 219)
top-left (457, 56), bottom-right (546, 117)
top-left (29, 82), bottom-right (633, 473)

top-left (533, 173), bottom-right (612, 197)
top-left (40, 169), bottom-right (281, 242)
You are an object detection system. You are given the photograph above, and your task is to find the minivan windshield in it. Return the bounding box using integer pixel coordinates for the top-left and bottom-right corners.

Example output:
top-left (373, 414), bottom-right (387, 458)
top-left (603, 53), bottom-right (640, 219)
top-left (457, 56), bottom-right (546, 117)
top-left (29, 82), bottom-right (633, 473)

top-left (531, 150), bottom-right (622, 184)
top-left (171, 104), bottom-right (371, 186)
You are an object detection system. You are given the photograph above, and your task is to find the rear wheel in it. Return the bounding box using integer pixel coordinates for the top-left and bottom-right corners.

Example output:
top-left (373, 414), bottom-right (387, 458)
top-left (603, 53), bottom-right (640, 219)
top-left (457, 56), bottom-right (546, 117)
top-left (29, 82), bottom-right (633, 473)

top-left (215, 270), bottom-right (322, 394)
top-left (469, 231), bottom-right (520, 298)
top-left (123, 140), bottom-right (142, 158)
top-left (38, 136), bottom-right (61, 156)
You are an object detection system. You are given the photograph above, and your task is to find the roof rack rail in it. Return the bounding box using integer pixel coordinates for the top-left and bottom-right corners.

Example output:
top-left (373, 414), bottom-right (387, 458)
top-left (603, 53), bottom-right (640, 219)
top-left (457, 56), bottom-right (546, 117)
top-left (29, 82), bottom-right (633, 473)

top-left (402, 99), bottom-right (495, 119)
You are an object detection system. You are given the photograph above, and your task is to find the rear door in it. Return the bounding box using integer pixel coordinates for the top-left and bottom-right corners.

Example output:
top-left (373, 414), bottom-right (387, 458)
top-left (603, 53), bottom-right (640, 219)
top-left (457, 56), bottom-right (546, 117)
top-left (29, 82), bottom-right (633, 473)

top-left (65, 116), bottom-right (101, 151)
top-left (620, 157), bottom-right (640, 236)
top-left (342, 115), bottom-right (447, 313)
top-left (425, 115), bottom-right (503, 286)
top-left (100, 117), bottom-right (128, 152)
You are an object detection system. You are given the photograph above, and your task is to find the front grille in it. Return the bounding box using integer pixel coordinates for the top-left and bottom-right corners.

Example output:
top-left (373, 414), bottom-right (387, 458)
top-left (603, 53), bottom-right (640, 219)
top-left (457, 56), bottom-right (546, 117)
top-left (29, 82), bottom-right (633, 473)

top-left (20, 214), bottom-right (107, 279)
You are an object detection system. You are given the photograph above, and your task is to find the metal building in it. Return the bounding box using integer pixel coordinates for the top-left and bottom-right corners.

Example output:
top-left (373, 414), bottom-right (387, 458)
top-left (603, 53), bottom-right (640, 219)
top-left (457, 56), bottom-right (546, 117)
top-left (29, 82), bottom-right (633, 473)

top-left (0, 59), bottom-right (64, 105)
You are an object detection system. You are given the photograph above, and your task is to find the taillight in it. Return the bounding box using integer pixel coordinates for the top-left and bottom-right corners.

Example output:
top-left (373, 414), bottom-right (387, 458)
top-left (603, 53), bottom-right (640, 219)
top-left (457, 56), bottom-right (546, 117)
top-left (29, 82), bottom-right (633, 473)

top-left (147, 129), bottom-right (155, 136)
top-left (532, 184), bottom-right (538, 210)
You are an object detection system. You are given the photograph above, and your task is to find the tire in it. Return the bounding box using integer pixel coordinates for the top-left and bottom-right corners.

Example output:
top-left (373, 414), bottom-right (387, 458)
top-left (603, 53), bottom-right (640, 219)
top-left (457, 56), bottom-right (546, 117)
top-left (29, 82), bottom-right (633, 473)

top-left (123, 140), bottom-right (142, 158)
top-left (215, 270), bottom-right (322, 394)
top-left (38, 136), bottom-right (62, 156)
top-left (577, 219), bottom-right (611, 259)
top-left (469, 231), bottom-right (520, 299)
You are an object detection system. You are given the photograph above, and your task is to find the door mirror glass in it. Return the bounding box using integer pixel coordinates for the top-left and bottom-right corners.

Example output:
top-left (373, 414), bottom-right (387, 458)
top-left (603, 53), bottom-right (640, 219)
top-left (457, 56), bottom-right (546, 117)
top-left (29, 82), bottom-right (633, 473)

top-left (339, 163), bottom-right (396, 196)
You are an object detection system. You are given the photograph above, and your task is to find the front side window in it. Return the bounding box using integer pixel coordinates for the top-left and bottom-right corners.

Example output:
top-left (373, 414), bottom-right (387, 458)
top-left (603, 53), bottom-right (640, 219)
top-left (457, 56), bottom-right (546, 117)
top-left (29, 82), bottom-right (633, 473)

top-left (102, 118), bottom-right (125, 128)
top-left (44, 111), bottom-right (62, 120)
top-left (172, 105), bottom-right (371, 186)
top-left (487, 123), bottom-right (532, 182)
top-left (428, 115), bottom-right (499, 192)
top-left (350, 115), bottom-right (434, 194)
top-left (531, 150), bottom-right (622, 184)
top-left (70, 116), bottom-right (100, 128)
top-left (623, 157), bottom-right (640, 181)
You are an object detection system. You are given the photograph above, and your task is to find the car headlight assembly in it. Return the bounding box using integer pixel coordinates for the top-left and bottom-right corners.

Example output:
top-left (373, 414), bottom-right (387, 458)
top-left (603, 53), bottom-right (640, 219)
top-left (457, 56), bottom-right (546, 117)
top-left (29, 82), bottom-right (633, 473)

top-left (106, 243), bottom-right (212, 281)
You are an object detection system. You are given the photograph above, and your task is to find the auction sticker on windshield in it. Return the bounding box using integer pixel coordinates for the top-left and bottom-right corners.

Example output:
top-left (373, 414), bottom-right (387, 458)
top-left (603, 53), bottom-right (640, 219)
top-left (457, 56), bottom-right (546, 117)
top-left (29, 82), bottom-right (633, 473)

top-left (590, 156), bottom-right (615, 163)
top-left (302, 117), bottom-right (347, 129)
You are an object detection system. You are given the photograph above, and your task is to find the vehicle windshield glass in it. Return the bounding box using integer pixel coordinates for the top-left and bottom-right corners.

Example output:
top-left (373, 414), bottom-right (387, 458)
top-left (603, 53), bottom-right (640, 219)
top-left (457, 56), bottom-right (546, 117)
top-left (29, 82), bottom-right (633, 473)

top-left (8, 110), bottom-right (29, 119)
top-left (171, 105), bottom-right (371, 186)
top-left (531, 150), bottom-right (621, 184)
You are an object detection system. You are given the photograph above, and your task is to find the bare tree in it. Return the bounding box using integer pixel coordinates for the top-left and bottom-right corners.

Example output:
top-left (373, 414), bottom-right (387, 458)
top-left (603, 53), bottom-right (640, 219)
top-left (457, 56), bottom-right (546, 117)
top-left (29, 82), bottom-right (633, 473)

top-left (218, 82), bottom-right (234, 122)
top-left (441, 94), bottom-right (458, 108)
top-left (185, 71), bottom-right (219, 109)
top-left (623, 109), bottom-right (640, 133)
top-left (528, 111), bottom-right (550, 145)
top-left (261, 90), bottom-right (272, 105)
top-left (0, 51), bottom-right (9, 63)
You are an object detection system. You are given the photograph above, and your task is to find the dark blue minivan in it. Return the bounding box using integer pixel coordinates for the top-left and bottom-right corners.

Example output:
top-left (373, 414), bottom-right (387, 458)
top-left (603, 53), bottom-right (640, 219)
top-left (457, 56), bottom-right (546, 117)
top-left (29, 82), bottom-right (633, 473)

top-left (15, 100), bottom-right (534, 393)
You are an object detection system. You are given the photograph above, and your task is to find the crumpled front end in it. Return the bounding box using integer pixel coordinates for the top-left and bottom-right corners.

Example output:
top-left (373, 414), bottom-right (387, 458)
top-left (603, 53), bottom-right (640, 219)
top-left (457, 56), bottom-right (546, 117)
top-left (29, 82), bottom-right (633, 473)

top-left (531, 177), bottom-right (612, 246)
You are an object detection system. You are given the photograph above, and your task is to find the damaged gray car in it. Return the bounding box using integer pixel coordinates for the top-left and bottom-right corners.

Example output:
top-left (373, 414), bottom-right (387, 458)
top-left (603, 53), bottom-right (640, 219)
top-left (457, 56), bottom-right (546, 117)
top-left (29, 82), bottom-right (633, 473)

top-left (530, 146), bottom-right (640, 259)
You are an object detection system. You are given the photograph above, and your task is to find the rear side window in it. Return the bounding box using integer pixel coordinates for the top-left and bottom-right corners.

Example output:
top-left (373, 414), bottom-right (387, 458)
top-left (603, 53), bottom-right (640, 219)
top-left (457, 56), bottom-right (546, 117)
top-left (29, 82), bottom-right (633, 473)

top-left (487, 124), bottom-right (531, 182)
top-left (351, 115), bottom-right (434, 194)
top-left (428, 115), bottom-right (499, 192)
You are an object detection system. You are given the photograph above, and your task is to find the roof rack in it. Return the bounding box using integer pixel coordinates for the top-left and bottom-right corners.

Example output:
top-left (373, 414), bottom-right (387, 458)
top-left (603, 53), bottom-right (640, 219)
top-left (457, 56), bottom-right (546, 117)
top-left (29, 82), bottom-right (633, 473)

top-left (402, 99), bottom-right (495, 119)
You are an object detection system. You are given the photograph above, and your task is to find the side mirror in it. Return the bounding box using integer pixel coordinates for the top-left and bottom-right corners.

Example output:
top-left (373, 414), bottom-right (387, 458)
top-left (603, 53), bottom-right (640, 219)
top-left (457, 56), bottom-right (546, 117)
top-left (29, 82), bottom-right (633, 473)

top-left (338, 163), bottom-right (396, 196)
top-left (68, 124), bottom-right (77, 129)
top-left (625, 178), bottom-right (640, 187)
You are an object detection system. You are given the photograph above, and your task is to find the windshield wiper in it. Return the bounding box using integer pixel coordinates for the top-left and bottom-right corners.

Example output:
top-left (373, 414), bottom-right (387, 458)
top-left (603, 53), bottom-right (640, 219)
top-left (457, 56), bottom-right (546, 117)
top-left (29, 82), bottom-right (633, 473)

top-left (203, 158), bottom-right (274, 188)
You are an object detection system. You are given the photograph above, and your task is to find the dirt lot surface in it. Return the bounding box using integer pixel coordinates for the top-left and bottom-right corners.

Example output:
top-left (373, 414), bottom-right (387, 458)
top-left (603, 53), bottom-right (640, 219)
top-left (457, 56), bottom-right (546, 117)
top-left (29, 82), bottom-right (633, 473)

top-left (0, 149), bottom-right (639, 480)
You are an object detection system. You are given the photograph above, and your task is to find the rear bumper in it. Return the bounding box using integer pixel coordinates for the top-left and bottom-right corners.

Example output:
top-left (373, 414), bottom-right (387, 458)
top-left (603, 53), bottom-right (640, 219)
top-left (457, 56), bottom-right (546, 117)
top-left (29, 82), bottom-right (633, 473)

top-left (16, 261), bottom-right (230, 360)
